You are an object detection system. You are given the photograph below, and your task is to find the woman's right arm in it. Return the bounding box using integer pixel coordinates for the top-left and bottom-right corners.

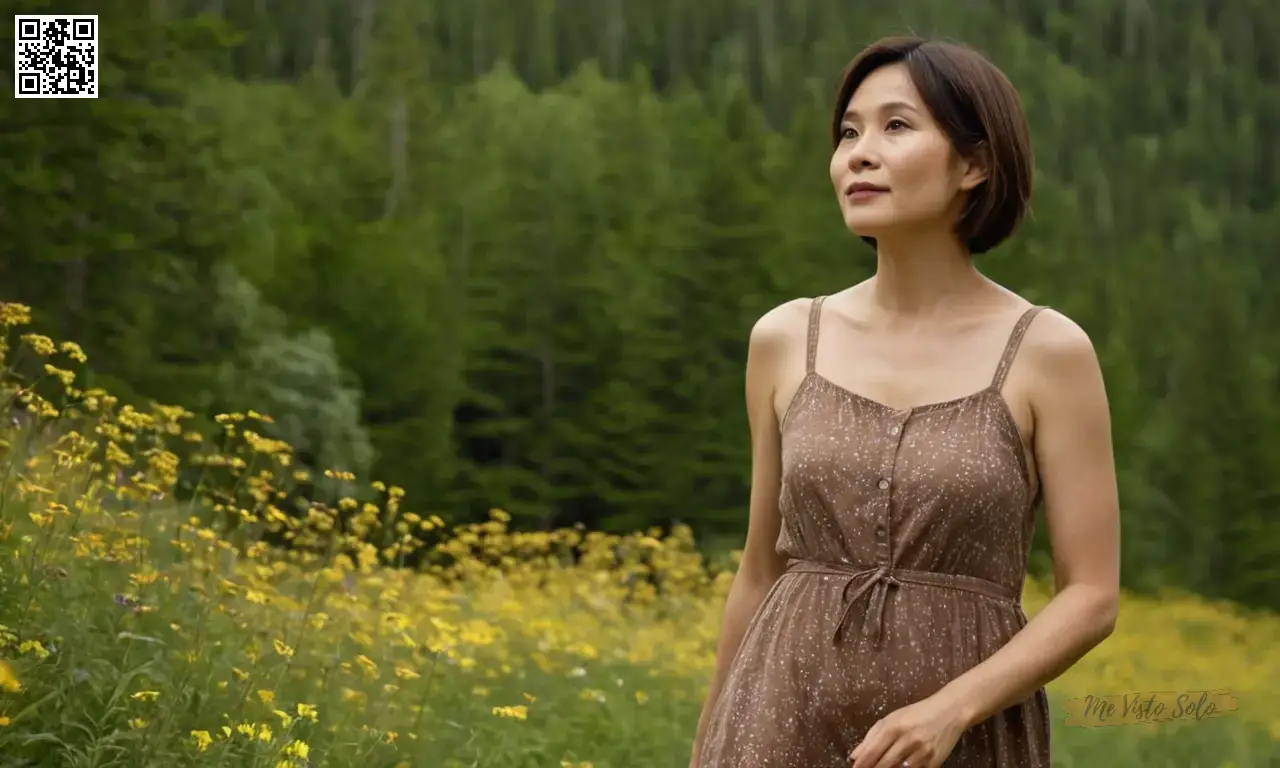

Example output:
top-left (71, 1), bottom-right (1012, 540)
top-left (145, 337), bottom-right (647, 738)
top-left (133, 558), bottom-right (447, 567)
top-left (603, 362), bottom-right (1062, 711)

top-left (688, 307), bottom-right (795, 766)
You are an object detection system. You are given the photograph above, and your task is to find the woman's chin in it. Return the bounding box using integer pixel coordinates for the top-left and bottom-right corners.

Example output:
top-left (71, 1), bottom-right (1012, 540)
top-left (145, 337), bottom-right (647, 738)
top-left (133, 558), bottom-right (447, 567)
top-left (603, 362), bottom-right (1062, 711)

top-left (843, 216), bottom-right (895, 239)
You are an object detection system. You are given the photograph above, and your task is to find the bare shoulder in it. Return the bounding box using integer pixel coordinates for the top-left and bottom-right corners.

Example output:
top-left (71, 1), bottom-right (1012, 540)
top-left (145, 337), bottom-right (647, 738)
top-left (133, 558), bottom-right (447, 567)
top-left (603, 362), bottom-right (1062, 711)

top-left (745, 298), bottom-right (815, 425)
top-left (747, 297), bottom-right (813, 357)
top-left (1020, 307), bottom-right (1109, 413)
top-left (1022, 308), bottom-right (1102, 376)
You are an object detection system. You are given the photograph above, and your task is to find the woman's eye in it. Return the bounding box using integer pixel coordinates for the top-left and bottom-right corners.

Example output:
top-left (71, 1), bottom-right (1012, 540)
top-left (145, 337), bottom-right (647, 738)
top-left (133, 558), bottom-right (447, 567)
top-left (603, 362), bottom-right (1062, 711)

top-left (841, 127), bottom-right (858, 140)
top-left (886, 119), bottom-right (907, 130)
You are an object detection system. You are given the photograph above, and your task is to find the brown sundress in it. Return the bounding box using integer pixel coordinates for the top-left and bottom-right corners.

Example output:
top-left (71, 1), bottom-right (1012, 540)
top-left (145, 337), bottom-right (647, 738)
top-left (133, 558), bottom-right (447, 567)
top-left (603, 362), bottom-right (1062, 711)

top-left (698, 296), bottom-right (1052, 767)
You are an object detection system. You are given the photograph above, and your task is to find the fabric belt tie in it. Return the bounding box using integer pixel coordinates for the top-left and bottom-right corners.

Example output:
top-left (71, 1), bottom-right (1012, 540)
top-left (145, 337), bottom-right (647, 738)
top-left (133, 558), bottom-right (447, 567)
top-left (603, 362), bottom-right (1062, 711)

top-left (785, 558), bottom-right (1018, 648)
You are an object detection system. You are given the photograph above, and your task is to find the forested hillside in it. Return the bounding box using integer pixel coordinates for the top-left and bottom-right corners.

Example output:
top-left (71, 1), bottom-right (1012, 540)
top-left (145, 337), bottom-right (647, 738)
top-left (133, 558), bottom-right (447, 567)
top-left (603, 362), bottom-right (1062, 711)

top-left (3, 0), bottom-right (1278, 611)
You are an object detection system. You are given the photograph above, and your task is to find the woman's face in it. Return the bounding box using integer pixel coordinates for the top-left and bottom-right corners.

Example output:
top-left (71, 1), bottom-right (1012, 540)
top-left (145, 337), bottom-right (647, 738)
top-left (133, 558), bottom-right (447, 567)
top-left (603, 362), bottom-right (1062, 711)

top-left (829, 62), bottom-right (985, 241)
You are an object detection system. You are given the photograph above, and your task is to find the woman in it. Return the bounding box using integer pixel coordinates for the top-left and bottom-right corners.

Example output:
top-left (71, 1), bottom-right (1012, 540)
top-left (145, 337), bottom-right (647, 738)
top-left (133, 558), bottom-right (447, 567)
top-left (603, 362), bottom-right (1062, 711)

top-left (689, 36), bottom-right (1120, 768)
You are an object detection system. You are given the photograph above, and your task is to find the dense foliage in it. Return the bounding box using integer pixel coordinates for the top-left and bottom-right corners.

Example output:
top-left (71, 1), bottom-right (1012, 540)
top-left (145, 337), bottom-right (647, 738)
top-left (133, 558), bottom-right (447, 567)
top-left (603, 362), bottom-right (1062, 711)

top-left (3, 0), bottom-right (1278, 619)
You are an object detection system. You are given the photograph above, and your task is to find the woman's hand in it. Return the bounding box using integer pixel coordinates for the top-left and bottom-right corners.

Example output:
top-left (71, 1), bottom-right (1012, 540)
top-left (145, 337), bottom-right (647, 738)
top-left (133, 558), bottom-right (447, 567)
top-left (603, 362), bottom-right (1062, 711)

top-left (847, 693), bottom-right (969, 768)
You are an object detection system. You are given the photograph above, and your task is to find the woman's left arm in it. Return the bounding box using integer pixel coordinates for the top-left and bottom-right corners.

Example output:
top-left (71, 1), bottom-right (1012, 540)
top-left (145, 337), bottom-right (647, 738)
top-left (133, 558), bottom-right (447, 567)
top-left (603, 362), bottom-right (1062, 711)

top-left (850, 312), bottom-right (1120, 768)
top-left (934, 311), bottom-right (1121, 724)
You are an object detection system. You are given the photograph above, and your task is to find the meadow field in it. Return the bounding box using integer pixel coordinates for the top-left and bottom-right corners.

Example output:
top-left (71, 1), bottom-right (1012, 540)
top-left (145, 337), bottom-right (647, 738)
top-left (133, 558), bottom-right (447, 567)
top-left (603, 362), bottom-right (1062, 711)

top-left (0, 306), bottom-right (1277, 768)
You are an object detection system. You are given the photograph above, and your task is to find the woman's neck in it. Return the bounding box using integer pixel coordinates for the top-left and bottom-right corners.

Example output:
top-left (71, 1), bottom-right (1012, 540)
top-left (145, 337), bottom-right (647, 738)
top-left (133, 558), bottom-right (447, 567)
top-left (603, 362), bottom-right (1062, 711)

top-left (865, 231), bottom-right (990, 321)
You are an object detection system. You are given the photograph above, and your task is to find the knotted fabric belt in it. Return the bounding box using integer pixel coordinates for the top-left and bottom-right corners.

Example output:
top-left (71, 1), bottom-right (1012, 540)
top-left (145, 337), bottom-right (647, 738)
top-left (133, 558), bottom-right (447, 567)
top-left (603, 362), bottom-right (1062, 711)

top-left (784, 558), bottom-right (1018, 648)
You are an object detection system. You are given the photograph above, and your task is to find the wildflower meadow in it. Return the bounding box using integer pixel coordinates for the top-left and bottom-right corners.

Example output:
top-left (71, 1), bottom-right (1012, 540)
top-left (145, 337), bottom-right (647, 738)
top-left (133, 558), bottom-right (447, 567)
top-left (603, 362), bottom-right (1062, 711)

top-left (0, 302), bottom-right (1276, 767)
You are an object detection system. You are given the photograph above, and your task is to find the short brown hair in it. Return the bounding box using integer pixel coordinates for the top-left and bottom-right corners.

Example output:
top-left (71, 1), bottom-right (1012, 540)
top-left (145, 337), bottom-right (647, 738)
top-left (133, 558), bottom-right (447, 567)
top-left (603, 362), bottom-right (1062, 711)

top-left (831, 36), bottom-right (1033, 255)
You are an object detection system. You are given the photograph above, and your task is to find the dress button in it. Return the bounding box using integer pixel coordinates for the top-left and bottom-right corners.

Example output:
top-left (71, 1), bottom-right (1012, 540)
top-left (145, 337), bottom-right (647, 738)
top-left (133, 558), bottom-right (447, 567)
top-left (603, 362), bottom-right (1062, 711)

top-left (877, 478), bottom-right (890, 490)
top-left (874, 525), bottom-right (886, 538)
top-left (888, 425), bottom-right (900, 436)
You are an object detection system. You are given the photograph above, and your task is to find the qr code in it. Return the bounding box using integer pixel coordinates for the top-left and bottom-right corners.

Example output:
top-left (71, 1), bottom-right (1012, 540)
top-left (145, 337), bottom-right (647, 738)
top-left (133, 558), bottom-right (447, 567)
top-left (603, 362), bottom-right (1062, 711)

top-left (14, 15), bottom-right (98, 99)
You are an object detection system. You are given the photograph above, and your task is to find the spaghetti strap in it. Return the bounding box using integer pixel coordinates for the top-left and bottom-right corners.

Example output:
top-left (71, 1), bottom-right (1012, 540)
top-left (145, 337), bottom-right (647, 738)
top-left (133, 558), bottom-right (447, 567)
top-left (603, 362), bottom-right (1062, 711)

top-left (991, 305), bottom-right (1046, 390)
top-left (806, 296), bottom-right (826, 374)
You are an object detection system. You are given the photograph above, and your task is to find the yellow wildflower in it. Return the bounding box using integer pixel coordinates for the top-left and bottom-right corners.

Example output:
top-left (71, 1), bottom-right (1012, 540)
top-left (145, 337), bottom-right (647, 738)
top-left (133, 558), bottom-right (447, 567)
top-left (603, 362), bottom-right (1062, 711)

top-left (355, 654), bottom-right (378, 678)
top-left (0, 302), bottom-right (32, 326)
top-left (491, 705), bottom-right (529, 720)
top-left (18, 640), bottom-right (49, 660)
top-left (394, 665), bottom-right (419, 680)
top-left (190, 730), bottom-right (213, 751)
top-left (58, 340), bottom-right (86, 362)
top-left (21, 333), bottom-right (55, 355)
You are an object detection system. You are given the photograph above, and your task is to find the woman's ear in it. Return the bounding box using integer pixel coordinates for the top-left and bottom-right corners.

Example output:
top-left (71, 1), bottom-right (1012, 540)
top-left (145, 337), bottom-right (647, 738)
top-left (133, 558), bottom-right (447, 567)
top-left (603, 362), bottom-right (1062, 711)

top-left (958, 141), bottom-right (991, 191)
